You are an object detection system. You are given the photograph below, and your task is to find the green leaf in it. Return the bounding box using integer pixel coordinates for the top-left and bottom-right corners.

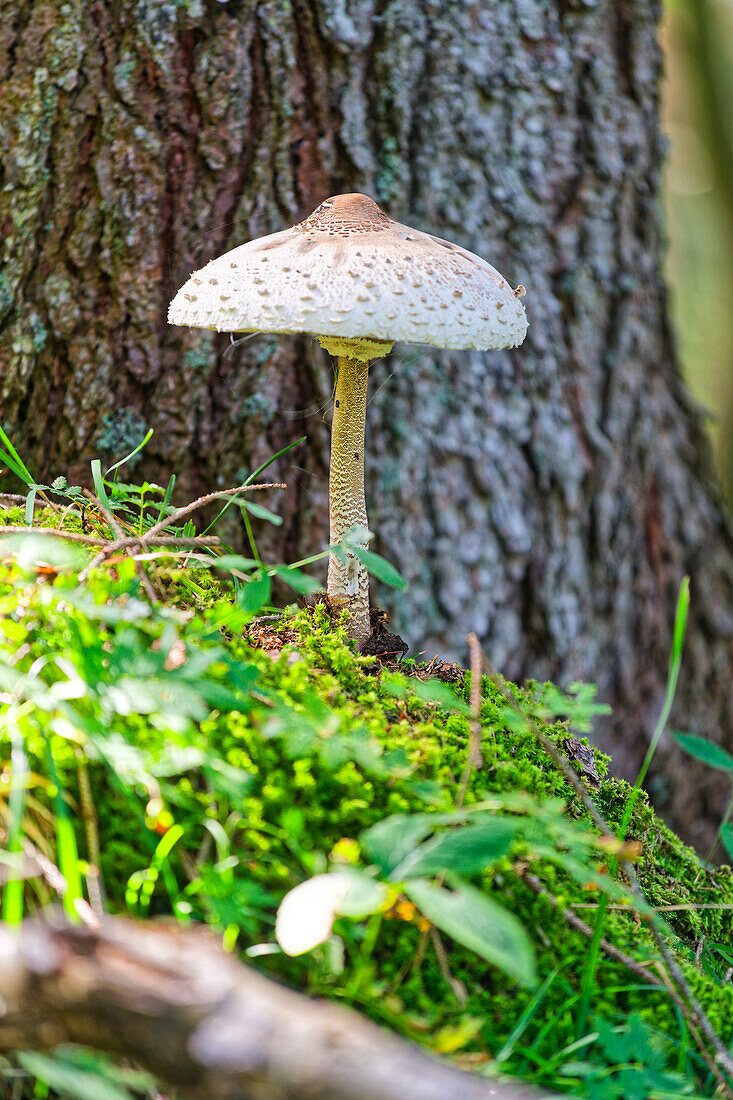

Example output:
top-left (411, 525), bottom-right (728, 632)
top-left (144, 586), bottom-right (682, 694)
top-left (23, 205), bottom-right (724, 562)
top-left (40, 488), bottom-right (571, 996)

top-left (153, 823), bottom-right (184, 864)
top-left (672, 732), bottom-right (733, 772)
top-left (351, 545), bottom-right (407, 589)
top-left (410, 678), bottom-right (470, 715)
top-left (17, 1053), bottom-right (134, 1100)
top-left (407, 779), bottom-right (447, 805)
top-left (341, 524), bottom-right (373, 548)
top-left (360, 814), bottom-right (436, 876)
top-left (403, 879), bottom-right (537, 987)
top-left (90, 459), bottom-right (111, 511)
top-left (202, 758), bottom-right (254, 801)
top-left (379, 673), bottom-right (408, 700)
top-left (240, 572), bottom-right (272, 616)
top-left (206, 554), bottom-right (261, 573)
top-left (272, 565), bottom-right (323, 594)
top-left (242, 499), bottom-right (283, 526)
top-left (24, 486), bottom-right (37, 527)
top-left (721, 823), bottom-right (733, 861)
top-left (393, 820), bottom-right (520, 879)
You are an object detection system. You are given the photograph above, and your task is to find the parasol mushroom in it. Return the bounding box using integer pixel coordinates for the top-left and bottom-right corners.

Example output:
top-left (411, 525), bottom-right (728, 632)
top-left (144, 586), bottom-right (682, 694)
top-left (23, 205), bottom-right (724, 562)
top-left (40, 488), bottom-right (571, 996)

top-left (169, 194), bottom-right (528, 650)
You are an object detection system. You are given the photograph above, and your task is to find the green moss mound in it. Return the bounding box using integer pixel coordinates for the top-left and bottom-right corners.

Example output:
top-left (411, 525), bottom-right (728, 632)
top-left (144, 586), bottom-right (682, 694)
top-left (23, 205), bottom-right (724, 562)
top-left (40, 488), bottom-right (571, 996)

top-left (1, 518), bottom-right (732, 1098)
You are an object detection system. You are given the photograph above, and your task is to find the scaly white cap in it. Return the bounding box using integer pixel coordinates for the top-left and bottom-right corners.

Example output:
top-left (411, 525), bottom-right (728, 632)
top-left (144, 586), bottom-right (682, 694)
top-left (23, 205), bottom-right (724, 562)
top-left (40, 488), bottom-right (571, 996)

top-left (168, 194), bottom-right (528, 355)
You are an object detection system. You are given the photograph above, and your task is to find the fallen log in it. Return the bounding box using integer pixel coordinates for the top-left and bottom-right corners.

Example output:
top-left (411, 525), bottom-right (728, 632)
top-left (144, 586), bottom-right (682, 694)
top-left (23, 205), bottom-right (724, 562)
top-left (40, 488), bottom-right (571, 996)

top-left (0, 914), bottom-right (549, 1100)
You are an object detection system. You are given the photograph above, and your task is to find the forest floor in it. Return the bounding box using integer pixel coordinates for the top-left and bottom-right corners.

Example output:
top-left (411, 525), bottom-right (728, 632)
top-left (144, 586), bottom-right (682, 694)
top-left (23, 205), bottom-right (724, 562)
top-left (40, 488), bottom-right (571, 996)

top-left (1, 498), bottom-right (732, 1099)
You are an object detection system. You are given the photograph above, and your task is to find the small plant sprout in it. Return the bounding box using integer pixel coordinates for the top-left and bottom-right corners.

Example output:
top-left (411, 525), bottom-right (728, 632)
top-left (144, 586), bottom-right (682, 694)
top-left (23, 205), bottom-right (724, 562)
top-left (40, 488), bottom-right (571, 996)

top-left (169, 194), bottom-right (528, 648)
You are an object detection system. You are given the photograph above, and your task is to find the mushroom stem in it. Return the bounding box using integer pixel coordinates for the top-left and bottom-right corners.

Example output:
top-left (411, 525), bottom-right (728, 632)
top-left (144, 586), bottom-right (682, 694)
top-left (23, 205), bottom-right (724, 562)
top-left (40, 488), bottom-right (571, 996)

top-left (328, 355), bottom-right (372, 648)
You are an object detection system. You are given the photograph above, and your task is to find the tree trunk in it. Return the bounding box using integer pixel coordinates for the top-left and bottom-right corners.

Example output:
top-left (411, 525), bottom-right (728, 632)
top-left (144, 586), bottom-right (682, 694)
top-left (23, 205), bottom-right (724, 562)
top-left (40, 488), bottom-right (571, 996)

top-left (1, 0), bottom-right (732, 848)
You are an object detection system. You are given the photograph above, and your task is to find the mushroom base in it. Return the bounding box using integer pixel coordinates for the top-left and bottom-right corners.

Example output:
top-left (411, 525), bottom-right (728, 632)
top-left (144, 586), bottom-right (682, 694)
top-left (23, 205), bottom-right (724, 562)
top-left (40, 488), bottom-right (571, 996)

top-left (327, 355), bottom-right (372, 649)
top-left (318, 335), bottom-right (394, 362)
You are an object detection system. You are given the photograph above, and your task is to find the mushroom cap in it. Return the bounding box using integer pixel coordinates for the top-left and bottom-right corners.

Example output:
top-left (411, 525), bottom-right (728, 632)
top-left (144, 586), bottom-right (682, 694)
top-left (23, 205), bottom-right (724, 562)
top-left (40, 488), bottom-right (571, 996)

top-left (168, 193), bottom-right (528, 352)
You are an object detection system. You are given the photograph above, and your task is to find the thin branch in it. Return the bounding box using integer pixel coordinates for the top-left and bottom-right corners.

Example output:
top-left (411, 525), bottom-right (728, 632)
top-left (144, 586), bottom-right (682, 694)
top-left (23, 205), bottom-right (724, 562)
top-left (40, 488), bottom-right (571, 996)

top-left (78, 535), bottom-right (220, 582)
top-left (429, 925), bottom-right (468, 1004)
top-left (0, 492), bottom-right (64, 513)
top-left (0, 525), bottom-right (108, 546)
top-left (570, 902), bottom-right (733, 912)
top-left (456, 633), bottom-right (485, 808)
top-left (82, 488), bottom-right (158, 602)
top-left (486, 660), bottom-right (733, 1088)
top-left (0, 527), bottom-right (220, 554)
top-left (655, 964), bottom-right (733, 1094)
top-left (523, 873), bottom-right (733, 1096)
top-left (143, 482), bottom-right (286, 542)
top-left (521, 873), bottom-right (663, 987)
top-left (0, 915), bottom-right (548, 1100)
top-left (484, 660), bottom-right (614, 839)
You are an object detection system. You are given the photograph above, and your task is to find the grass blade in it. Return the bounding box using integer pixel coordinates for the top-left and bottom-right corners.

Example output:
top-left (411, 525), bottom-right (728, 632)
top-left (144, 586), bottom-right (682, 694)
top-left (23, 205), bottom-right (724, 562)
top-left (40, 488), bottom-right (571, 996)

top-left (24, 486), bottom-right (37, 527)
top-left (45, 738), bottom-right (83, 919)
top-left (621, 575), bottom-right (690, 832)
top-left (494, 968), bottom-right (559, 1065)
top-left (200, 437), bottom-right (305, 536)
top-left (243, 499), bottom-right (283, 526)
top-left (104, 428), bottom-right (153, 479)
top-left (576, 575), bottom-right (690, 1037)
top-left (245, 436), bottom-right (306, 485)
top-left (0, 425), bottom-right (34, 485)
top-left (90, 459), bottom-right (112, 512)
top-left (2, 727), bottom-right (29, 925)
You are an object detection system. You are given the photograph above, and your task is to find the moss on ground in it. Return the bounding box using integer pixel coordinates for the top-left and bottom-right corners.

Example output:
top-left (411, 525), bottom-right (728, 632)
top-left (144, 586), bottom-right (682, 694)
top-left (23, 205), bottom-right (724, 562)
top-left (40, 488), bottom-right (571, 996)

top-left (90, 601), bottom-right (733, 1090)
top-left (1, 509), bottom-right (732, 1096)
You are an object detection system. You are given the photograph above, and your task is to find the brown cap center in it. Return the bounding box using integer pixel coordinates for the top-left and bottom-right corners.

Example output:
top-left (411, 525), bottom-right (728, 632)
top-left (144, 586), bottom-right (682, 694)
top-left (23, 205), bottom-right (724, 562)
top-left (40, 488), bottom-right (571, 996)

top-left (294, 193), bottom-right (392, 235)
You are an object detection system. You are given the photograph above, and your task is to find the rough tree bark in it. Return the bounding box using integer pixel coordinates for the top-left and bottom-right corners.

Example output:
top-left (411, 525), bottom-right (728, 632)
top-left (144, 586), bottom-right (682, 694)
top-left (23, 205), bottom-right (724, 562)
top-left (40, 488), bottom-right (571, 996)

top-left (1, 0), bottom-right (732, 847)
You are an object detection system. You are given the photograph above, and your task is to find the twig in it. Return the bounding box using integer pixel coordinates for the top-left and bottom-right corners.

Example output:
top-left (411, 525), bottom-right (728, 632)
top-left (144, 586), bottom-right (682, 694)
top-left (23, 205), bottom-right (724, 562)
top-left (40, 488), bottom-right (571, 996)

top-left (483, 659), bottom-right (620, 840)
top-left (19, 839), bottom-right (67, 899)
top-left (485, 660), bottom-right (733, 1088)
top-left (1, 525), bottom-right (219, 553)
top-left (456, 633), bottom-right (485, 809)
top-left (467, 632), bottom-right (485, 766)
top-left (521, 872), bottom-right (663, 987)
top-left (0, 525), bottom-right (108, 546)
top-left (78, 535), bottom-right (220, 582)
top-left (635, 889), bottom-right (733, 1084)
top-left (654, 964), bottom-right (733, 1094)
top-left (82, 488), bottom-right (159, 602)
top-left (429, 925), bottom-right (468, 1004)
top-left (143, 482), bottom-right (286, 542)
top-left (55, 501), bottom-right (80, 531)
top-left (18, 840), bottom-right (99, 930)
top-left (0, 491), bottom-right (61, 512)
top-left (523, 872), bottom-right (733, 1095)
top-left (571, 902), bottom-right (733, 912)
